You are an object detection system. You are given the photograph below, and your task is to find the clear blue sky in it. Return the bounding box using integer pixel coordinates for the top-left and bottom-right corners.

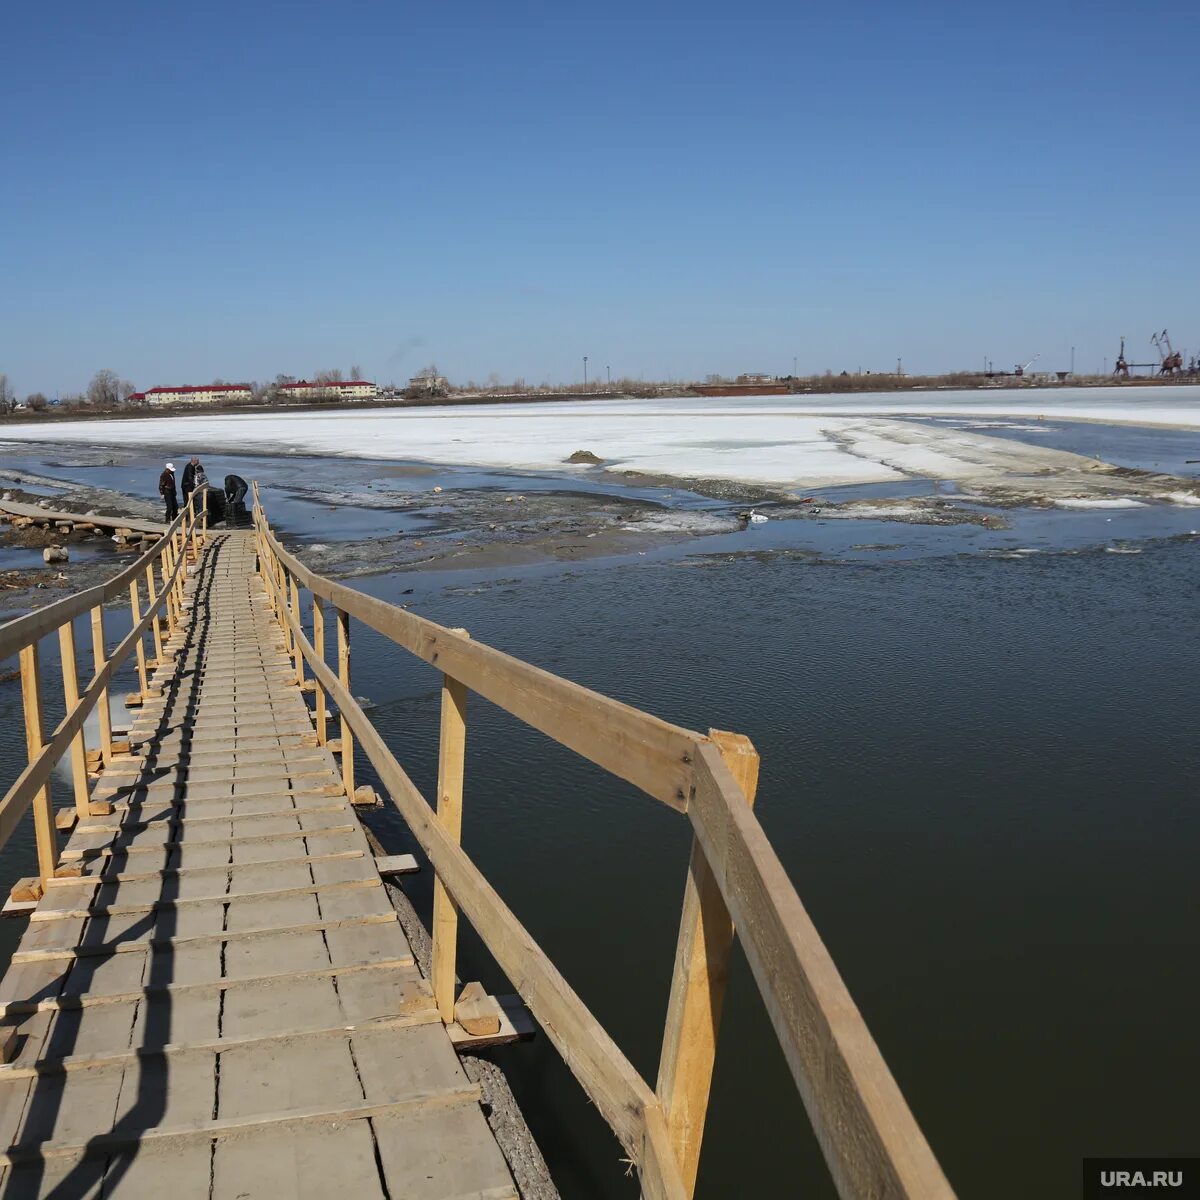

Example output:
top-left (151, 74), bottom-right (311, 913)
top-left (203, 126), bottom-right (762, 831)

top-left (2, 0), bottom-right (1196, 396)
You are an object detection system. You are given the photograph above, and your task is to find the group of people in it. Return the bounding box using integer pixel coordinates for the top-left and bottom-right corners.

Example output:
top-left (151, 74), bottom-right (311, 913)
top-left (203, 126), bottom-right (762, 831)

top-left (158, 457), bottom-right (248, 525)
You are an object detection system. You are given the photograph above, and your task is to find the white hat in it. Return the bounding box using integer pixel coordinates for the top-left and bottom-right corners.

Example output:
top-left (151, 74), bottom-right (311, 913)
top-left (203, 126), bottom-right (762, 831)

top-left (166, 462), bottom-right (175, 470)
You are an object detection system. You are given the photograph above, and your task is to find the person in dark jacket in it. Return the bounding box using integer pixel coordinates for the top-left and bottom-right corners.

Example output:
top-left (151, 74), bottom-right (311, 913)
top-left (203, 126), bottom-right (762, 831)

top-left (180, 457), bottom-right (199, 503)
top-left (224, 474), bottom-right (248, 525)
top-left (159, 463), bottom-right (178, 522)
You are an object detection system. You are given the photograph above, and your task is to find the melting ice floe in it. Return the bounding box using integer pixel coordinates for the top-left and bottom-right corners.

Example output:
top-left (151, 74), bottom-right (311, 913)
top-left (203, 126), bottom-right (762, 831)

top-left (5, 389), bottom-right (1200, 499)
top-left (1053, 498), bottom-right (1148, 509)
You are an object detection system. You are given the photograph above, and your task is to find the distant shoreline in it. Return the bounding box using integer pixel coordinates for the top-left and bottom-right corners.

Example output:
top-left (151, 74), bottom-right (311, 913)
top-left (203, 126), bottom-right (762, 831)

top-left (3, 372), bottom-right (1199, 425)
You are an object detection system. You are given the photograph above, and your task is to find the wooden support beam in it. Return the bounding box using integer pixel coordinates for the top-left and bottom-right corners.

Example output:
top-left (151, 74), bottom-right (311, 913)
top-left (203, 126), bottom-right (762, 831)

top-left (336, 607), bottom-right (354, 800)
top-left (129, 578), bottom-right (149, 700)
top-left (655, 729), bottom-right (759, 1197)
top-left (144, 562), bottom-right (163, 663)
top-left (56, 620), bottom-right (92, 824)
top-left (290, 574), bottom-right (304, 686)
top-left (687, 740), bottom-right (956, 1200)
top-left (19, 645), bottom-right (57, 883)
top-left (432, 641), bottom-right (468, 1025)
top-left (88, 605), bottom-right (112, 765)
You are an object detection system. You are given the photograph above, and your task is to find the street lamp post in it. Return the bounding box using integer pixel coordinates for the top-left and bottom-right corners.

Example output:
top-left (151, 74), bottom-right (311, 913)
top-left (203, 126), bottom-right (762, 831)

top-left (606, 365), bottom-right (610, 387)
top-left (583, 357), bottom-right (588, 390)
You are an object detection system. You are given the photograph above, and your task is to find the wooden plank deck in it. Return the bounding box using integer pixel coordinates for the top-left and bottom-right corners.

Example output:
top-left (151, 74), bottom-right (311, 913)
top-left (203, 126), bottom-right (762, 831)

top-left (0, 499), bottom-right (166, 537)
top-left (0, 532), bottom-right (519, 1199)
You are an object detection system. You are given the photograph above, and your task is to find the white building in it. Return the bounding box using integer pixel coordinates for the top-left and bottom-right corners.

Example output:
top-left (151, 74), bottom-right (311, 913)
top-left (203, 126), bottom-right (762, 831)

top-left (277, 380), bottom-right (377, 401)
top-left (136, 385), bottom-right (253, 407)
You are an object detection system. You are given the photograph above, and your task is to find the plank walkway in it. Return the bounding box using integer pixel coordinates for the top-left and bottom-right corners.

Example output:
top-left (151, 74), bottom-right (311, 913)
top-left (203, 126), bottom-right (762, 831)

top-left (0, 533), bottom-right (519, 1199)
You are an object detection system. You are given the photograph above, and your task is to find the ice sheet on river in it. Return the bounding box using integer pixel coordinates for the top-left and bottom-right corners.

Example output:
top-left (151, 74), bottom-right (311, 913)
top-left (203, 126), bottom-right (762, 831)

top-left (5, 389), bottom-right (1200, 503)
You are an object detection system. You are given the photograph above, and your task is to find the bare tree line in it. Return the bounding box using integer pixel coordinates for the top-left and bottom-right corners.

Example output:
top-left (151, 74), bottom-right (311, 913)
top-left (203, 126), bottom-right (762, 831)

top-left (0, 365), bottom-right (377, 414)
top-left (0, 368), bottom-right (136, 414)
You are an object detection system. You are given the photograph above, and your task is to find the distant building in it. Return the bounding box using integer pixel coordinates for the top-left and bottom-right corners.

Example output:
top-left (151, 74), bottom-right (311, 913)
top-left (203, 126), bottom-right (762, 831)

top-left (277, 380), bottom-right (377, 401)
top-left (406, 372), bottom-right (449, 396)
top-left (735, 373), bottom-right (775, 385)
top-left (136, 385), bottom-right (253, 407)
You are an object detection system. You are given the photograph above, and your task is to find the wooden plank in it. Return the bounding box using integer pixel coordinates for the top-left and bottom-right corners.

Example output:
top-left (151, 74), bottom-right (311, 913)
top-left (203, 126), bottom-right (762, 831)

top-left (688, 740), bottom-right (955, 1200)
top-left (433, 666), bottom-right (467, 1023)
top-left (0, 1010), bottom-right (436, 1078)
top-left (448, 994), bottom-right (536, 1051)
top-left (19, 643), bottom-right (57, 882)
top-left (0, 1086), bottom-right (483, 1165)
top-left (312, 593), bottom-right (328, 745)
top-left (0, 498), bottom-right (165, 537)
top-left (43, 849), bottom-right (364, 889)
top-left (64, 802), bottom-right (351, 839)
top-left (29, 876), bottom-right (382, 921)
top-left (211, 1122), bottom-right (389, 1200)
top-left (655, 728), bottom-right (760, 1196)
top-left (373, 1107), bottom-right (520, 1200)
top-left (0, 959), bottom-right (417, 1017)
top-left (57, 620), bottom-right (91, 822)
top-left (59, 823), bottom-right (359, 862)
top-left (336, 607), bottom-right (354, 798)
top-left (374, 854), bottom-right (418, 876)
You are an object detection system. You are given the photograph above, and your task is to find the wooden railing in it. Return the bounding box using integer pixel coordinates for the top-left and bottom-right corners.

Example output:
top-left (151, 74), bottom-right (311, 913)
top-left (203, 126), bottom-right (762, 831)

top-left (0, 495), bottom-right (203, 895)
top-left (251, 489), bottom-right (956, 1200)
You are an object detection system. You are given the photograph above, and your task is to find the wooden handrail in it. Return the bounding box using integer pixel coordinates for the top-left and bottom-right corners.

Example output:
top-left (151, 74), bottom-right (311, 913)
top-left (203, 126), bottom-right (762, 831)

top-left (254, 554), bottom-right (689, 1200)
top-left (252, 495), bottom-right (957, 1200)
top-left (0, 498), bottom-right (199, 878)
top-left (689, 741), bottom-right (956, 1199)
top-left (254, 517), bottom-right (698, 809)
top-left (0, 509), bottom-right (190, 662)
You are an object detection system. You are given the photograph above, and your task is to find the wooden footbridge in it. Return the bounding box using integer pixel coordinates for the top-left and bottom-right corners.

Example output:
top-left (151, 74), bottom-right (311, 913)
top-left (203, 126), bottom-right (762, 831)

top-left (0, 492), bottom-right (957, 1198)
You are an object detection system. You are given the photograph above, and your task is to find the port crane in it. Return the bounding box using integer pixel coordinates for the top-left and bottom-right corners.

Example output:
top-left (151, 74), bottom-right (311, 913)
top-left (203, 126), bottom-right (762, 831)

top-left (1151, 329), bottom-right (1184, 376)
top-left (1013, 353), bottom-right (1040, 378)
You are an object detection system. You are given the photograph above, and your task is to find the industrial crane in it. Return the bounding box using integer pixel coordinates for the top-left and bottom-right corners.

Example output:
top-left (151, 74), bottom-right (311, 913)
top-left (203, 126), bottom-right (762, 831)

top-left (1013, 353), bottom-right (1040, 378)
top-left (1113, 336), bottom-right (1130, 378)
top-left (1151, 330), bottom-right (1184, 376)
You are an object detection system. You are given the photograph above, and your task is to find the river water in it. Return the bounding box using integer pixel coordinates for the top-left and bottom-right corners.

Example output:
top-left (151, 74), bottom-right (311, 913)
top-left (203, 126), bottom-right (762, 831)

top-left (0, 430), bottom-right (1197, 1198)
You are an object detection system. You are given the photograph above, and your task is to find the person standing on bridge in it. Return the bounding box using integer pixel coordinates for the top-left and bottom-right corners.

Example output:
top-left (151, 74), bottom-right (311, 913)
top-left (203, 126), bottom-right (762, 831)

top-left (159, 462), bottom-right (178, 523)
top-left (180, 456), bottom-right (200, 505)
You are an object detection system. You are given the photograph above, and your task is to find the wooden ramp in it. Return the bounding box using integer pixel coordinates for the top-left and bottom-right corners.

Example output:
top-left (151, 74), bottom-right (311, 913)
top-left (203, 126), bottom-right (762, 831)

top-left (0, 533), bottom-right (518, 1198)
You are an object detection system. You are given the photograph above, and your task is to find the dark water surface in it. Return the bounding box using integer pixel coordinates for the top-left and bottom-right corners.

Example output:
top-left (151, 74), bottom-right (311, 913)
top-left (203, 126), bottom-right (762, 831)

top-left (320, 540), bottom-right (1198, 1199)
top-left (1, 501), bottom-right (1197, 1197)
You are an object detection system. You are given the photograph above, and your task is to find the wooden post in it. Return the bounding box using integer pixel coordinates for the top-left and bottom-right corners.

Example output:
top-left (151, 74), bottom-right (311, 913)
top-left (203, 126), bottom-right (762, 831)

top-left (89, 605), bottom-right (112, 765)
top-left (190, 494), bottom-right (200, 558)
top-left (336, 609), bottom-right (354, 799)
top-left (654, 729), bottom-right (760, 1196)
top-left (432, 632), bottom-right (470, 1024)
top-left (312, 594), bottom-right (327, 745)
top-left (19, 643), bottom-right (58, 882)
top-left (160, 547), bottom-right (175, 634)
top-left (57, 619), bottom-right (91, 821)
top-left (279, 562), bottom-right (291, 648)
top-left (290, 575), bottom-right (303, 685)
top-left (129, 578), bottom-right (149, 699)
top-left (171, 526), bottom-right (186, 614)
top-left (145, 562), bottom-right (163, 663)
